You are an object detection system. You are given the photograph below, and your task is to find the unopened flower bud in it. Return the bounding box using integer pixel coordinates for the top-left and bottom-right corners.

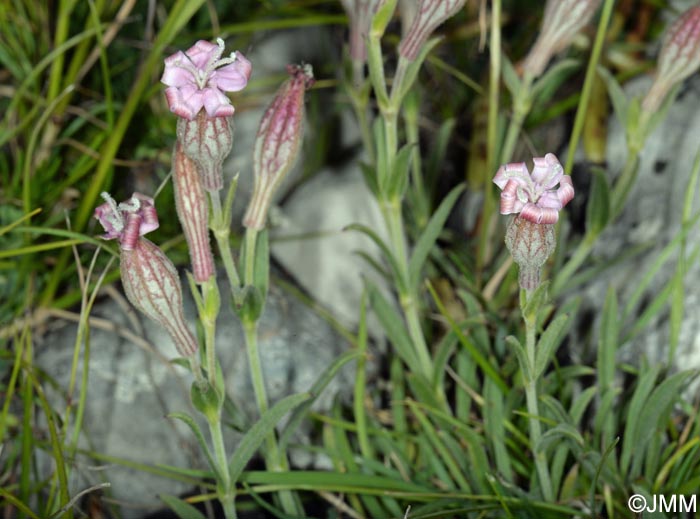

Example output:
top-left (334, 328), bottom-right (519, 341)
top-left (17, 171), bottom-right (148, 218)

top-left (341, 0), bottom-right (383, 61)
top-left (173, 142), bottom-right (215, 282)
top-left (398, 0), bottom-right (465, 61)
top-left (177, 112), bottom-right (233, 192)
top-left (642, 5), bottom-right (700, 113)
top-left (521, 0), bottom-right (601, 79)
top-left (94, 192), bottom-right (198, 357)
top-left (243, 64), bottom-right (315, 230)
top-left (505, 217), bottom-right (556, 291)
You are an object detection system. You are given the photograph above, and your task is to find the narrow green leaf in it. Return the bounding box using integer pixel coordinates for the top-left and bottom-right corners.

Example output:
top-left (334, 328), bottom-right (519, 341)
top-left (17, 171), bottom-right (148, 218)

top-left (633, 371), bottom-right (696, 459)
top-left (393, 37), bottom-right (443, 104)
top-left (160, 494), bottom-right (207, 519)
top-left (506, 335), bottom-right (530, 381)
top-left (534, 313), bottom-right (569, 379)
top-left (537, 424), bottom-right (585, 456)
top-left (501, 53), bottom-right (521, 96)
top-left (596, 66), bottom-right (628, 126)
top-left (520, 281), bottom-right (550, 319)
top-left (620, 364), bottom-right (661, 476)
top-left (408, 183), bottom-right (466, 289)
top-left (368, 283), bottom-right (420, 372)
top-left (484, 378), bottom-right (513, 482)
top-left (386, 143), bottom-right (414, 199)
top-left (167, 412), bottom-right (218, 478)
top-left (598, 287), bottom-right (618, 392)
top-left (585, 166), bottom-right (611, 235)
top-left (254, 230), bottom-right (269, 301)
top-left (345, 223), bottom-right (404, 290)
top-left (228, 392), bottom-right (310, 482)
top-left (279, 350), bottom-right (361, 452)
top-left (531, 59), bottom-right (580, 105)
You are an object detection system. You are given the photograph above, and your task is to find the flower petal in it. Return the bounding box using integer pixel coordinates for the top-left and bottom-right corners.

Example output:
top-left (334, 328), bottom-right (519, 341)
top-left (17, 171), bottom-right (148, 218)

top-left (186, 40), bottom-right (221, 69)
top-left (500, 180), bottom-right (527, 214)
top-left (556, 174), bottom-right (575, 207)
top-left (213, 52), bottom-right (252, 91)
top-left (531, 153), bottom-right (563, 188)
top-left (165, 87), bottom-right (198, 120)
top-left (161, 53), bottom-right (197, 87)
top-left (493, 162), bottom-right (530, 190)
top-left (520, 203), bottom-right (559, 224)
top-left (202, 87), bottom-right (234, 118)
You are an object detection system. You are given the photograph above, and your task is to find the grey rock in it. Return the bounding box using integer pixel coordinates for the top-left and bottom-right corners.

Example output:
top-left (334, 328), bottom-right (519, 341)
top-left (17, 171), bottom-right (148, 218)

top-left (569, 73), bottom-right (700, 377)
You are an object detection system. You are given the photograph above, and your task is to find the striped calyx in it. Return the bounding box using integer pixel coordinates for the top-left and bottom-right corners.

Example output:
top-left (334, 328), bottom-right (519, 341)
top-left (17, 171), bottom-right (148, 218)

top-left (120, 238), bottom-right (198, 357)
top-left (243, 64), bottom-right (314, 230)
top-left (173, 142), bottom-right (215, 282)
top-left (505, 217), bottom-right (556, 291)
top-left (643, 5), bottom-right (700, 113)
top-left (177, 111), bottom-right (233, 192)
top-left (398, 0), bottom-right (466, 61)
top-left (521, 0), bottom-right (602, 79)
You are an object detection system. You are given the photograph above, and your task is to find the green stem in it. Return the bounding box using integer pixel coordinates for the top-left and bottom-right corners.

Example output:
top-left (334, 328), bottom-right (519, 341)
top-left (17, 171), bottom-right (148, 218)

top-left (500, 78), bottom-right (532, 166)
top-left (241, 228), bottom-right (300, 514)
top-left (522, 294), bottom-right (553, 501)
top-left (207, 417), bottom-right (237, 519)
top-left (385, 199), bottom-right (433, 379)
top-left (564, 0), bottom-right (616, 174)
top-left (210, 192), bottom-right (241, 290)
top-left (242, 319), bottom-right (300, 515)
top-left (201, 278), bottom-right (218, 386)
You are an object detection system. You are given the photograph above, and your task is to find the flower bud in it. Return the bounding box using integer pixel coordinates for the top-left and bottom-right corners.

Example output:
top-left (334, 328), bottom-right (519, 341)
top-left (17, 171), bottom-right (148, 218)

top-left (177, 111), bottom-right (233, 192)
top-left (94, 192), bottom-right (198, 357)
top-left (642, 5), bottom-right (700, 113)
top-left (398, 0), bottom-right (466, 61)
top-left (521, 0), bottom-right (601, 79)
top-left (120, 238), bottom-right (199, 357)
top-left (173, 142), bottom-right (215, 282)
top-left (340, 0), bottom-right (383, 61)
top-left (505, 217), bottom-right (557, 291)
top-left (243, 64), bottom-right (315, 230)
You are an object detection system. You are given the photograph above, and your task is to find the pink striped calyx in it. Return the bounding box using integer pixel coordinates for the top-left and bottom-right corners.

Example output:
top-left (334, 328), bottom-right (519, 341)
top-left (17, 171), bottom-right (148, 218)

top-left (173, 142), bottom-right (215, 282)
top-left (243, 64), bottom-right (315, 230)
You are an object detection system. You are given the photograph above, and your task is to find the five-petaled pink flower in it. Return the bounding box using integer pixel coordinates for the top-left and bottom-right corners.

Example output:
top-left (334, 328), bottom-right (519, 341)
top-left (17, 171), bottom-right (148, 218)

top-left (493, 153), bottom-right (574, 225)
top-left (161, 38), bottom-right (252, 120)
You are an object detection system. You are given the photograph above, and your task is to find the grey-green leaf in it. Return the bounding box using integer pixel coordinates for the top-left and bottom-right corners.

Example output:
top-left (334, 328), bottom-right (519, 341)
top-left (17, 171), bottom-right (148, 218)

top-left (228, 392), bottom-right (310, 482)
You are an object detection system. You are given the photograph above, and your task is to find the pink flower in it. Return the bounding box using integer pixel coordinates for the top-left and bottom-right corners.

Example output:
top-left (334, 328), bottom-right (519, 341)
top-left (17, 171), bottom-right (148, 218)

top-left (398, 0), bottom-right (466, 61)
top-left (642, 5), bottom-right (700, 113)
top-left (244, 64), bottom-right (315, 230)
top-left (95, 192), bottom-right (198, 357)
top-left (161, 38), bottom-right (252, 120)
top-left (493, 153), bottom-right (574, 225)
top-left (94, 192), bottom-right (159, 250)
